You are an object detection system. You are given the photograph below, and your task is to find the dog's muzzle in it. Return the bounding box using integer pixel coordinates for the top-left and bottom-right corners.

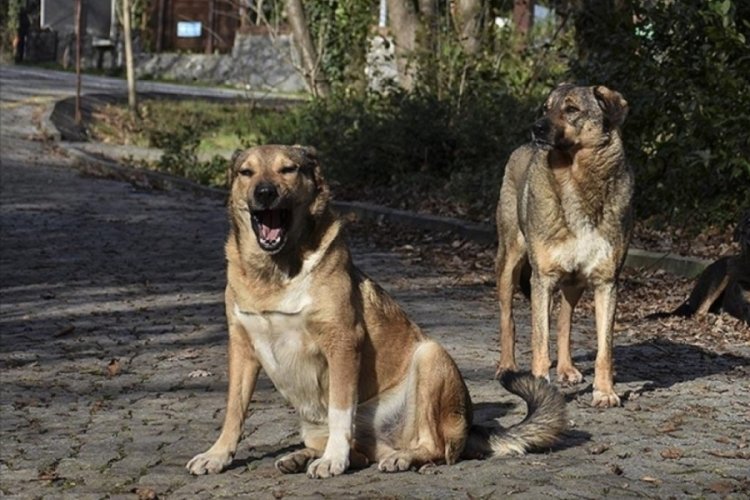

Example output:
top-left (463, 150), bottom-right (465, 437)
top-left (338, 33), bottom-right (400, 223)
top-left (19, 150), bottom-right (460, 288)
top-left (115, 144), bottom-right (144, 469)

top-left (531, 119), bottom-right (553, 148)
top-left (249, 182), bottom-right (292, 254)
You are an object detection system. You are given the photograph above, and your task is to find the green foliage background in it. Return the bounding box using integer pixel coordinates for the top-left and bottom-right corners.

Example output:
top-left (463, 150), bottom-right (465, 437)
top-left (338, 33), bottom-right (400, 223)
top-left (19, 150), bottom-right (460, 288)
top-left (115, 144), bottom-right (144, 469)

top-left (103, 0), bottom-right (748, 229)
top-left (572, 0), bottom-right (750, 227)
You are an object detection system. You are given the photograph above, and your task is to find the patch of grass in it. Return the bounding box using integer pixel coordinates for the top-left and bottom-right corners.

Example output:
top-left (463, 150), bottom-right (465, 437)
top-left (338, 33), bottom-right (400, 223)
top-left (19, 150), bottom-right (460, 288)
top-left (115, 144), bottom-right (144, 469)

top-left (88, 98), bottom-right (280, 186)
top-left (90, 98), bottom-right (272, 153)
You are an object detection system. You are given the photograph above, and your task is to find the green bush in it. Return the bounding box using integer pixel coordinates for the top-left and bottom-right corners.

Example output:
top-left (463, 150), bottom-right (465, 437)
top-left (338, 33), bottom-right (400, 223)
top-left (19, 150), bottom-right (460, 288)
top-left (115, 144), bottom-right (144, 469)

top-left (249, 15), bottom-right (569, 219)
top-left (572, 0), bottom-right (750, 227)
top-left (252, 87), bottom-right (537, 217)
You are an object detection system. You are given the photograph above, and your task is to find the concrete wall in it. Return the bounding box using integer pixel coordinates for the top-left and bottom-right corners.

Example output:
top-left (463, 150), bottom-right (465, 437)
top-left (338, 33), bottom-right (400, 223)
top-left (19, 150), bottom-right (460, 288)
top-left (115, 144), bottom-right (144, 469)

top-left (135, 33), bottom-right (308, 94)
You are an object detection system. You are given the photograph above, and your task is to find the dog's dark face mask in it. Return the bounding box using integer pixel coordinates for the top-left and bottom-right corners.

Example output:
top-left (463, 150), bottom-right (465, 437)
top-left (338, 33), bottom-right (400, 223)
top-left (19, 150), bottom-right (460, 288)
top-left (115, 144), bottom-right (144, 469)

top-left (532, 84), bottom-right (628, 152)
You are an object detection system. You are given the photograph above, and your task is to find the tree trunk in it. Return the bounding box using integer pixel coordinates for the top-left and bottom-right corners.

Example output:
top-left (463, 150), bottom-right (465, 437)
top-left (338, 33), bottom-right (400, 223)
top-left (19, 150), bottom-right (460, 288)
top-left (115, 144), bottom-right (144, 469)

top-left (122, 0), bottom-right (138, 117)
top-left (386, 0), bottom-right (418, 90)
top-left (75, 0), bottom-right (82, 125)
top-left (454, 0), bottom-right (483, 56)
top-left (285, 0), bottom-right (330, 98)
top-left (513, 0), bottom-right (535, 44)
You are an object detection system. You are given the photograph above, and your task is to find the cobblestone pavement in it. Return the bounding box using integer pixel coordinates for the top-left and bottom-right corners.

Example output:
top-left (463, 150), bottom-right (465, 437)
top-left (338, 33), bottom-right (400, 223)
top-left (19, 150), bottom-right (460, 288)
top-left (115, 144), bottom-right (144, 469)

top-left (1, 66), bottom-right (749, 499)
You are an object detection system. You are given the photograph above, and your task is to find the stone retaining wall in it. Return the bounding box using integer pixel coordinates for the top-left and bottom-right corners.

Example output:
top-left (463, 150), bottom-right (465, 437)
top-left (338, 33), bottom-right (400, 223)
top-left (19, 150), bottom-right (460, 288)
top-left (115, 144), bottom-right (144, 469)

top-left (135, 33), bottom-right (307, 94)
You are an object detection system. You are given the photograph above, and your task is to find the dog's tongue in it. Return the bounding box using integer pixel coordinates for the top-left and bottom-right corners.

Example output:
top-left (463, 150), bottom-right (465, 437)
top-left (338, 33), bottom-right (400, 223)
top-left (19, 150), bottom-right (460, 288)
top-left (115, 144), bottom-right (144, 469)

top-left (259, 210), bottom-right (282, 241)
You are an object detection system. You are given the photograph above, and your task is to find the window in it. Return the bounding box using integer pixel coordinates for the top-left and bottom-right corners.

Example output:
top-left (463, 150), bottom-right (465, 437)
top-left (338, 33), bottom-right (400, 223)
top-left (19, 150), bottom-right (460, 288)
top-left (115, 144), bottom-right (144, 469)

top-left (177, 21), bottom-right (202, 38)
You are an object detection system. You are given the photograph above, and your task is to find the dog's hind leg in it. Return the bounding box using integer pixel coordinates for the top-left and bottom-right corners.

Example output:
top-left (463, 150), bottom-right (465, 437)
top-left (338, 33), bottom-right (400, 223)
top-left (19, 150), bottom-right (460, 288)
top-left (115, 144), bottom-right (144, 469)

top-left (556, 285), bottom-right (584, 385)
top-left (276, 447), bottom-right (321, 474)
top-left (496, 242), bottom-right (527, 375)
top-left (278, 424), bottom-right (369, 474)
top-left (530, 272), bottom-right (555, 381)
top-left (377, 341), bottom-right (470, 472)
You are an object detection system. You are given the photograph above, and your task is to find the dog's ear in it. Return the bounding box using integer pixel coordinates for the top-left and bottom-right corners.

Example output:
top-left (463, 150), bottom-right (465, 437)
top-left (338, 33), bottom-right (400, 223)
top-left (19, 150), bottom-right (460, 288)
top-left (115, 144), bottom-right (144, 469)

top-left (594, 86), bottom-right (628, 129)
top-left (292, 145), bottom-right (330, 215)
top-left (292, 145), bottom-right (325, 187)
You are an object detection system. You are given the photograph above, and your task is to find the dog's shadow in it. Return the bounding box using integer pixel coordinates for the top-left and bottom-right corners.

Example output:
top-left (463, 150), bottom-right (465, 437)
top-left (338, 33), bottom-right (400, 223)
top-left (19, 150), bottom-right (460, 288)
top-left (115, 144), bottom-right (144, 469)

top-left (226, 443), bottom-right (301, 472)
top-left (568, 337), bottom-right (749, 401)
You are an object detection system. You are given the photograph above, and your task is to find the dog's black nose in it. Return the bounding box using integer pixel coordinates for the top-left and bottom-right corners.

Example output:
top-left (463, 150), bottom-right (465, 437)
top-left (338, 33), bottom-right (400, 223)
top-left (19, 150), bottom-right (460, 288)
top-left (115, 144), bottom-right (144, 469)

top-left (254, 182), bottom-right (278, 207)
top-left (531, 120), bottom-right (547, 139)
top-left (531, 119), bottom-right (550, 144)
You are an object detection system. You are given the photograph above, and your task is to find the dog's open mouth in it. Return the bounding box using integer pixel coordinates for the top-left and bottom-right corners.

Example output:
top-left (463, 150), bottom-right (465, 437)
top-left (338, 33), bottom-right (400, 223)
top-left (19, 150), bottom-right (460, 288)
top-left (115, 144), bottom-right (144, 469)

top-left (250, 209), bottom-right (292, 253)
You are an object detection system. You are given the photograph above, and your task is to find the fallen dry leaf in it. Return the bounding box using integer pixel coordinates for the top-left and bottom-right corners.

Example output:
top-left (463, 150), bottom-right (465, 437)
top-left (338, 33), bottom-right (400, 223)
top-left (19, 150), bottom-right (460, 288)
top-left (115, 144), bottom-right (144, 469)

top-left (708, 481), bottom-right (735, 495)
top-left (706, 450), bottom-right (750, 459)
top-left (133, 487), bottom-right (159, 500)
top-left (660, 447), bottom-right (683, 459)
top-left (657, 415), bottom-right (683, 433)
top-left (37, 468), bottom-right (59, 481)
top-left (107, 359), bottom-right (122, 377)
top-left (588, 443), bottom-right (610, 455)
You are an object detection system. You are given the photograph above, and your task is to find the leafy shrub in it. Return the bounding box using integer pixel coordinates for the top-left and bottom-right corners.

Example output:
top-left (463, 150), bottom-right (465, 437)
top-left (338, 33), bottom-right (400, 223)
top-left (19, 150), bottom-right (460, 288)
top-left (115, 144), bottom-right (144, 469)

top-left (253, 86), bottom-right (538, 217)
top-left (250, 16), bottom-right (569, 219)
top-left (572, 0), bottom-right (750, 227)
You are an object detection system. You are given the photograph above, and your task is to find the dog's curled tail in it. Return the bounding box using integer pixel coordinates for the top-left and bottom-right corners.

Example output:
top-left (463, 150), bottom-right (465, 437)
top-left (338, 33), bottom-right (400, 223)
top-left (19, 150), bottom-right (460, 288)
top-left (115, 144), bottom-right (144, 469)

top-left (464, 372), bottom-right (567, 458)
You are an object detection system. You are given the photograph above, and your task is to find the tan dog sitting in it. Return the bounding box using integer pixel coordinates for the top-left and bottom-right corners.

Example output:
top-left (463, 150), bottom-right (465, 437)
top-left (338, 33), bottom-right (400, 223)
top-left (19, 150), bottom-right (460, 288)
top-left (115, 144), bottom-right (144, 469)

top-left (186, 145), bottom-right (567, 478)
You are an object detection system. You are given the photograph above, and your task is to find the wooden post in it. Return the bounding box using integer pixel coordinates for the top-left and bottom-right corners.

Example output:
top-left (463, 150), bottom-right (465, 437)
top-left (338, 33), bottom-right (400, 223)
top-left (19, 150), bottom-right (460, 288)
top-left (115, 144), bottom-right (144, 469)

top-left (122, 0), bottom-right (138, 116)
top-left (206, 0), bottom-right (215, 54)
top-left (156, 0), bottom-right (166, 53)
top-left (75, 0), bottom-right (82, 125)
top-left (513, 0), bottom-right (535, 38)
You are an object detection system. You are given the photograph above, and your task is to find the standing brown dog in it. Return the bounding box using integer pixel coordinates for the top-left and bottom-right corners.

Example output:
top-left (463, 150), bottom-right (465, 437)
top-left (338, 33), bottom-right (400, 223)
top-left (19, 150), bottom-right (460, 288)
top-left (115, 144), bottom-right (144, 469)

top-left (186, 145), bottom-right (567, 477)
top-left (495, 84), bottom-right (634, 407)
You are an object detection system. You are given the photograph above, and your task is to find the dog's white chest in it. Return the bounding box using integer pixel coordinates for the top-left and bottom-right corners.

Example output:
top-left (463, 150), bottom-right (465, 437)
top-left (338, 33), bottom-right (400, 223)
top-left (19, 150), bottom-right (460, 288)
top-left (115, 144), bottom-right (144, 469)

top-left (551, 226), bottom-right (612, 276)
top-left (551, 184), bottom-right (614, 276)
top-left (233, 281), bottom-right (328, 424)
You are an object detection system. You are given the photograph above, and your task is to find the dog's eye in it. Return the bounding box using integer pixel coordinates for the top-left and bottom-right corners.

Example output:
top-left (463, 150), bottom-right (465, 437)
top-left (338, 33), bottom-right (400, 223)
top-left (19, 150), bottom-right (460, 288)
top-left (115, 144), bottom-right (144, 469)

top-left (564, 105), bottom-right (580, 114)
top-left (279, 165), bottom-right (298, 175)
top-left (238, 168), bottom-right (254, 177)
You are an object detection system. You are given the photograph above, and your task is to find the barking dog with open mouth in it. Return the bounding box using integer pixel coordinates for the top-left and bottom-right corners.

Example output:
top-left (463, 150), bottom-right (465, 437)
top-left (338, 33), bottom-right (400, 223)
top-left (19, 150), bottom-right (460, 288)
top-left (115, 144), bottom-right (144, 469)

top-left (186, 145), bottom-right (567, 478)
top-left (495, 84), bottom-right (634, 408)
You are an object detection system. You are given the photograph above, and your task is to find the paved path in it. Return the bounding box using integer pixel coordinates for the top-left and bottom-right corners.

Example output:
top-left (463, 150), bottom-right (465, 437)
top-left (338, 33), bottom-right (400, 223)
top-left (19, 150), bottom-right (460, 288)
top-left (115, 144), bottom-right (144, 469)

top-left (1, 65), bottom-right (749, 499)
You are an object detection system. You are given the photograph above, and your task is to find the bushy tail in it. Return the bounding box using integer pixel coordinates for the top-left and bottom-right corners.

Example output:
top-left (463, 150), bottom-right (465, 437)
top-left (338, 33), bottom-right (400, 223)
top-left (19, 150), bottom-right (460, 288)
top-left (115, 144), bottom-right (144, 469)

top-left (464, 372), bottom-right (567, 458)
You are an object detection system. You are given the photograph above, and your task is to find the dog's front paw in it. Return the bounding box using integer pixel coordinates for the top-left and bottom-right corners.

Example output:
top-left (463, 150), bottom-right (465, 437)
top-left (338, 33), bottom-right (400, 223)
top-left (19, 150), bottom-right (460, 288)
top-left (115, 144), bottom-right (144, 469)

top-left (557, 366), bottom-right (583, 385)
top-left (378, 451), bottom-right (414, 473)
top-left (592, 389), bottom-right (621, 408)
top-left (306, 455), bottom-right (348, 479)
top-left (186, 449), bottom-right (233, 475)
top-left (495, 361), bottom-right (518, 379)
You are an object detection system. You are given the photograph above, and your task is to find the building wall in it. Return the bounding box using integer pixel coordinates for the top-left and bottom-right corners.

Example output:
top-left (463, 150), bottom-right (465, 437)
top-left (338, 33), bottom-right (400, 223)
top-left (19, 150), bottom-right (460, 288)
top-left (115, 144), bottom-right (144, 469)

top-left (150, 0), bottom-right (237, 54)
top-left (41, 0), bottom-right (115, 38)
